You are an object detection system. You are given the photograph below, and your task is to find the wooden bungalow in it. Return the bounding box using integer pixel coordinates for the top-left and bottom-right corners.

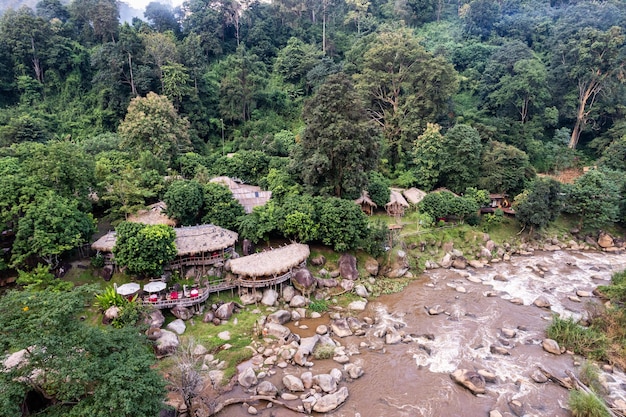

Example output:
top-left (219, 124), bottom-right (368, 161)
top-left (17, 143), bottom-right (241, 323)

top-left (228, 243), bottom-right (310, 289)
top-left (402, 188), bottom-right (427, 206)
top-left (354, 190), bottom-right (377, 215)
top-left (127, 202), bottom-right (176, 226)
top-left (91, 224), bottom-right (238, 275)
top-left (210, 176), bottom-right (272, 214)
top-left (385, 189), bottom-right (410, 217)
top-left (481, 194), bottom-right (515, 216)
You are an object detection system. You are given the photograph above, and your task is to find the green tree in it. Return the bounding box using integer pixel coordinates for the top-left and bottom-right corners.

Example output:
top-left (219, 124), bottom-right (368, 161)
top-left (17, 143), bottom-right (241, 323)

top-left (113, 222), bottom-right (177, 277)
top-left (566, 169), bottom-right (620, 230)
top-left (514, 178), bottom-right (563, 233)
top-left (164, 179), bottom-right (204, 225)
top-left (418, 190), bottom-right (479, 221)
top-left (0, 287), bottom-right (166, 416)
top-left (354, 30), bottom-right (458, 167)
top-left (201, 182), bottom-right (245, 230)
top-left (411, 122), bottom-right (445, 191)
top-left (439, 124), bottom-right (483, 194)
top-left (478, 141), bottom-right (534, 195)
top-left (274, 37), bottom-right (322, 88)
top-left (11, 191), bottom-right (95, 269)
top-left (367, 171), bottom-right (390, 207)
top-left (316, 196), bottom-right (369, 252)
top-left (118, 92), bottom-right (191, 165)
top-left (16, 263), bottom-right (73, 292)
top-left (291, 72), bottom-right (380, 198)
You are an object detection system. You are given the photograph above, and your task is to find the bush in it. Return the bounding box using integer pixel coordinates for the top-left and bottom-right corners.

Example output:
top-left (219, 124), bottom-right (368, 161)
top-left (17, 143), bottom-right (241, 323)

top-left (568, 390), bottom-right (610, 417)
top-left (309, 299), bottom-right (329, 313)
top-left (546, 316), bottom-right (608, 361)
top-left (313, 344), bottom-right (335, 360)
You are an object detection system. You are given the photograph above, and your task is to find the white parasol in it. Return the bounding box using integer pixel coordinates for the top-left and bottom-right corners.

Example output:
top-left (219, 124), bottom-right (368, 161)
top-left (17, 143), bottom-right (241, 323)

top-left (143, 281), bottom-right (167, 293)
top-left (116, 282), bottom-right (140, 296)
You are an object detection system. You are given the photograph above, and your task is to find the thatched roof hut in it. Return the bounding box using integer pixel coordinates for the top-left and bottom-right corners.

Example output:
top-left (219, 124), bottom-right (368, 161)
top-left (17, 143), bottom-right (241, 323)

top-left (354, 190), bottom-right (377, 215)
top-left (91, 231), bottom-right (117, 252)
top-left (385, 189), bottom-right (410, 217)
top-left (403, 188), bottom-right (427, 205)
top-left (228, 243), bottom-right (310, 278)
top-left (174, 225), bottom-right (238, 256)
top-left (127, 202), bottom-right (176, 226)
top-left (91, 224), bottom-right (238, 256)
top-left (210, 176), bottom-right (272, 214)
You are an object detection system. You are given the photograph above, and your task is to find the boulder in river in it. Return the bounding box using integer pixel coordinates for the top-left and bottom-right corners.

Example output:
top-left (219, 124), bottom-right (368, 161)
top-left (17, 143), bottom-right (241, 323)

top-left (450, 369), bottom-right (486, 395)
top-left (339, 254), bottom-right (359, 280)
top-left (542, 338), bottom-right (562, 355)
top-left (313, 386), bottom-right (349, 413)
top-left (292, 269), bottom-right (317, 295)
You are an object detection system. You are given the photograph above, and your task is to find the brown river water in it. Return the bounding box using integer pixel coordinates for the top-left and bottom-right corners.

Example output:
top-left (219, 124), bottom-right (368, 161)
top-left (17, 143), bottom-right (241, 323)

top-left (220, 250), bottom-right (626, 417)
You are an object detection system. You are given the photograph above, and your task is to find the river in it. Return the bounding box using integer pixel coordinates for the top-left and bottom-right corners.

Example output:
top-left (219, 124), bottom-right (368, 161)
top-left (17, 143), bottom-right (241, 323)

top-left (224, 250), bottom-right (626, 417)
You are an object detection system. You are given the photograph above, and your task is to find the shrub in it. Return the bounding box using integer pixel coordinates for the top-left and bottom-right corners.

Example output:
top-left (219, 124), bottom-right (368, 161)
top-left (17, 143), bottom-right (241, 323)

top-left (313, 344), bottom-right (335, 360)
top-left (568, 390), bottom-right (610, 417)
top-left (546, 316), bottom-right (608, 361)
top-left (309, 299), bottom-right (329, 313)
top-left (95, 286), bottom-right (127, 311)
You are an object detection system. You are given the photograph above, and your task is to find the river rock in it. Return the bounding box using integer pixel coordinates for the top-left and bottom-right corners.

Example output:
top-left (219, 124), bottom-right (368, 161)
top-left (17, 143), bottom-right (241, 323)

top-left (314, 373), bottom-right (338, 393)
top-left (452, 257), bottom-right (467, 269)
top-left (365, 258), bottom-right (379, 276)
top-left (478, 369), bottom-right (497, 383)
top-left (215, 302), bottom-right (236, 320)
top-left (155, 329), bottom-right (179, 358)
top-left (480, 247), bottom-right (493, 260)
top-left (386, 266), bottom-right (409, 278)
top-left (294, 335), bottom-right (320, 366)
top-left (282, 285), bottom-right (296, 303)
top-left (316, 325), bottom-right (328, 335)
top-left (193, 344), bottom-right (207, 356)
top-left (171, 305), bottom-right (194, 321)
top-left (509, 298), bottom-right (524, 305)
top-left (340, 279), bottom-right (355, 292)
top-left (202, 311), bottom-right (215, 323)
top-left (450, 369), bottom-right (486, 395)
top-left (468, 260), bottom-right (485, 269)
top-left (576, 290), bottom-right (592, 297)
top-left (490, 345), bottom-right (510, 355)
top-left (261, 289), bottom-right (278, 306)
top-left (331, 318), bottom-right (353, 338)
top-left (531, 369), bottom-right (548, 383)
top-left (385, 329), bottom-right (402, 345)
top-left (256, 380), bottom-right (278, 397)
top-left (290, 295), bottom-right (308, 308)
top-left (339, 254), bottom-right (358, 280)
top-left (146, 327), bottom-right (161, 340)
top-left (264, 322), bottom-right (291, 340)
top-left (148, 309), bottom-right (165, 328)
top-left (355, 284), bottom-right (369, 298)
top-left (317, 277), bottom-right (338, 288)
top-left (501, 328), bottom-right (517, 338)
top-left (348, 300), bottom-right (367, 311)
top-left (493, 274), bottom-right (507, 282)
top-left (466, 275), bottom-right (482, 283)
top-left (489, 411), bottom-right (503, 417)
top-left (427, 305), bottom-right (444, 315)
top-left (300, 371), bottom-right (313, 389)
top-left (598, 232), bottom-right (614, 248)
top-left (344, 363), bottom-right (364, 379)
top-left (268, 310), bottom-right (292, 325)
top-left (509, 399), bottom-right (524, 416)
top-left (282, 374), bottom-right (305, 392)
top-left (103, 306), bottom-right (121, 325)
top-left (313, 386), bottom-right (349, 413)
top-left (311, 255), bottom-right (326, 266)
top-left (292, 269), bottom-right (317, 295)
top-left (533, 297), bottom-right (551, 309)
top-left (240, 292), bottom-right (262, 305)
top-left (542, 338), bottom-right (561, 355)
top-left (166, 319), bottom-right (186, 335)
top-left (238, 367), bottom-right (257, 388)
top-left (440, 253), bottom-right (453, 268)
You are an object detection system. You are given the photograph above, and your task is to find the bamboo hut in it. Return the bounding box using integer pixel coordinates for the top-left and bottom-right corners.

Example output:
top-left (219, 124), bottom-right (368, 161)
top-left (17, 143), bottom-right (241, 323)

top-left (354, 190), bottom-right (377, 215)
top-left (402, 188), bottom-right (427, 206)
top-left (91, 231), bottom-right (117, 266)
top-left (127, 202), bottom-right (176, 226)
top-left (210, 176), bottom-right (272, 214)
top-left (385, 189), bottom-right (410, 217)
top-left (228, 243), bottom-right (310, 288)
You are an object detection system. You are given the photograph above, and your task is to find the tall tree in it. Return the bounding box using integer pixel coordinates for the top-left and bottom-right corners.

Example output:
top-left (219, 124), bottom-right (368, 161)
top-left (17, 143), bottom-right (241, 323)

top-left (164, 179), bottom-right (204, 225)
top-left (566, 169), bottom-right (621, 230)
top-left (291, 72), bottom-right (380, 198)
top-left (478, 141), bottom-right (534, 195)
top-left (514, 178), bottom-right (563, 233)
top-left (354, 30), bottom-right (458, 168)
top-left (118, 92), bottom-right (191, 165)
top-left (69, 0), bottom-right (119, 44)
top-left (439, 124), bottom-right (483, 194)
top-left (113, 222), bottom-right (177, 277)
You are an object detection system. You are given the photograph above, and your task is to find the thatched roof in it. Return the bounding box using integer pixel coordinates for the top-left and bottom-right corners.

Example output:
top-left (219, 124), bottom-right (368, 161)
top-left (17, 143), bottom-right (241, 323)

top-left (91, 231), bottom-right (117, 252)
top-left (174, 224), bottom-right (238, 256)
top-left (354, 190), bottom-right (377, 208)
top-left (228, 243), bottom-right (310, 278)
top-left (210, 176), bottom-right (272, 214)
top-left (127, 202), bottom-right (176, 226)
top-left (91, 224), bottom-right (238, 255)
top-left (403, 188), bottom-right (427, 205)
top-left (386, 190), bottom-right (409, 208)
top-left (433, 187), bottom-right (460, 197)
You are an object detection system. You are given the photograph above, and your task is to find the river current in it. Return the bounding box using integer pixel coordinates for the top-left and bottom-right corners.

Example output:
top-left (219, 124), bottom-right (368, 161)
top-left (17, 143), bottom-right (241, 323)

top-left (225, 250), bottom-right (626, 417)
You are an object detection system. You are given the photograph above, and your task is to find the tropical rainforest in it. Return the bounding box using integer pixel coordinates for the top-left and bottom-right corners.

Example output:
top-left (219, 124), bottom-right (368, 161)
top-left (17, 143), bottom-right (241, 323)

top-left (0, 0), bottom-right (625, 414)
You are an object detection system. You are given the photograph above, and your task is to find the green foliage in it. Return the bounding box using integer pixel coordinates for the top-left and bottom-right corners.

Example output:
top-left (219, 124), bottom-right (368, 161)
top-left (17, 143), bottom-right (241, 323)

top-left (514, 178), bottom-right (563, 231)
top-left (597, 271), bottom-right (626, 303)
top-left (94, 285), bottom-right (127, 311)
top-left (164, 179), bottom-right (204, 225)
top-left (0, 287), bottom-right (166, 417)
top-left (313, 344), bottom-right (335, 359)
top-left (367, 171), bottom-right (390, 207)
top-left (565, 169), bottom-right (620, 230)
top-left (546, 316), bottom-right (607, 361)
top-left (317, 196), bottom-right (369, 252)
top-left (201, 182), bottom-right (245, 230)
top-left (568, 390), bottom-right (610, 417)
top-left (16, 264), bottom-right (73, 292)
top-left (478, 141), bottom-right (534, 195)
top-left (309, 298), bottom-right (329, 313)
top-left (439, 124), bottom-right (483, 194)
top-left (113, 222), bottom-right (177, 278)
top-left (411, 123), bottom-right (445, 191)
top-left (482, 209), bottom-right (504, 232)
top-left (418, 190), bottom-right (479, 222)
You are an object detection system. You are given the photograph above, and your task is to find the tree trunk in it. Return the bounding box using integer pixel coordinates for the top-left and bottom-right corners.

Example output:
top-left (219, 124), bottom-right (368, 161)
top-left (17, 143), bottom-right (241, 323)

top-left (569, 78), bottom-right (601, 149)
top-left (128, 52), bottom-right (137, 96)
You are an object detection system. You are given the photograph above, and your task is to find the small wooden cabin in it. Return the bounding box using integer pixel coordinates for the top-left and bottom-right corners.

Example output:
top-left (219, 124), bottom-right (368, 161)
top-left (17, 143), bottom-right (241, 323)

top-left (385, 190), bottom-right (410, 217)
top-left (354, 190), bottom-right (377, 215)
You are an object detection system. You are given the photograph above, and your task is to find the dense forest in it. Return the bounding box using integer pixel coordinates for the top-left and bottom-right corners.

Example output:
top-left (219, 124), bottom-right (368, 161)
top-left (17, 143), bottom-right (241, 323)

top-left (0, 0), bottom-right (625, 271)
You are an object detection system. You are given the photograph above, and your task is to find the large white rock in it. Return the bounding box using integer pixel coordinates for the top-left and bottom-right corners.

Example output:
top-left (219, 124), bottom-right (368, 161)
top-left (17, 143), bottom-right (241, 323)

top-left (261, 289), bottom-right (278, 306)
top-left (282, 286), bottom-right (296, 302)
top-left (289, 295), bottom-right (308, 308)
top-left (313, 386), bottom-right (349, 413)
top-left (256, 380), bottom-right (278, 397)
top-left (238, 367), bottom-right (258, 388)
top-left (264, 322), bottom-right (291, 340)
top-left (330, 319), bottom-right (353, 338)
top-left (155, 329), bottom-right (179, 358)
top-left (166, 319), bottom-right (186, 335)
top-left (314, 373), bottom-right (337, 393)
top-left (282, 374), bottom-right (305, 392)
top-left (267, 310), bottom-right (292, 325)
top-left (348, 300), bottom-right (367, 311)
top-left (542, 339), bottom-right (561, 355)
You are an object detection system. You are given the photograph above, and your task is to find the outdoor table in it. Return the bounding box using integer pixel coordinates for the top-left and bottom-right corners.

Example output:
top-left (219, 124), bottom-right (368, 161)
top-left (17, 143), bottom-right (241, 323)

top-left (190, 289), bottom-right (199, 298)
top-left (149, 294), bottom-right (158, 302)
